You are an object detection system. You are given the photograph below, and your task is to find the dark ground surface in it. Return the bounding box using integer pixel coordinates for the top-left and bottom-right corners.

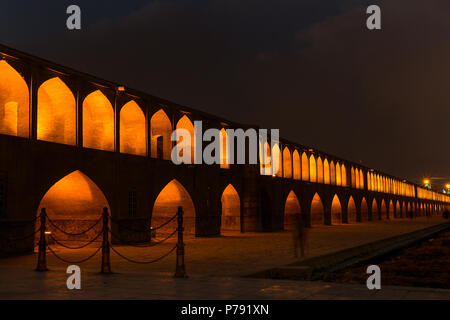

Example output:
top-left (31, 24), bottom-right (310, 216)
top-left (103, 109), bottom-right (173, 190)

top-left (324, 229), bottom-right (450, 289)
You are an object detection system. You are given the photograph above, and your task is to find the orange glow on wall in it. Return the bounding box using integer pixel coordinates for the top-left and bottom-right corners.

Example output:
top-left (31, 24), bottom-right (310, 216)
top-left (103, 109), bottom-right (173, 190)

top-left (351, 167), bottom-right (356, 188)
top-left (292, 150), bottom-right (300, 180)
top-left (283, 147), bottom-right (292, 178)
top-left (396, 201), bottom-right (401, 218)
top-left (152, 179), bottom-right (196, 234)
top-left (272, 144), bottom-right (282, 177)
top-left (0, 61), bottom-right (29, 138)
top-left (310, 193), bottom-right (324, 226)
top-left (359, 169), bottom-right (364, 189)
top-left (372, 198), bottom-right (378, 219)
top-left (347, 196), bottom-right (357, 223)
top-left (331, 194), bottom-right (342, 225)
top-left (323, 159), bottom-right (330, 184)
top-left (380, 199), bottom-right (387, 219)
top-left (389, 200), bottom-right (394, 218)
top-left (361, 197), bottom-right (368, 221)
top-left (284, 190), bottom-right (301, 230)
top-left (317, 157), bottom-right (324, 183)
top-left (150, 109), bottom-right (172, 160)
top-left (83, 90), bottom-right (114, 151)
top-left (309, 155), bottom-right (317, 182)
top-left (221, 184), bottom-right (240, 231)
top-left (341, 165), bottom-right (347, 186)
top-left (301, 152), bottom-right (309, 181)
top-left (176, 115), bottom-right (195, 164)
top-left (120, 100), bottom-right (146, 156)
top-left (330, 161), bottom-right (336, 185)
top-left (335, 162), bottom-right (342, 186)
top-left (37, 77), bottom-right (76, 145)
top-left (220, 128), bottom-right (229, 169)
top-left (259, 141), bottom-right (271, 175)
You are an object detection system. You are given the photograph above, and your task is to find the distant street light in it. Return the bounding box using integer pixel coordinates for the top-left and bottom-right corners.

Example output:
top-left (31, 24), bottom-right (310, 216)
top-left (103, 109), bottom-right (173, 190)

top-left (423, 179), bottom-right (431, 190)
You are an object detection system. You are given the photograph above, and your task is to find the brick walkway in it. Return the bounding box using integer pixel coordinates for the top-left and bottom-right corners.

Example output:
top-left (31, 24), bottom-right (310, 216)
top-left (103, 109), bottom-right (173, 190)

top-left (0, 216), bottom-right (448, 299)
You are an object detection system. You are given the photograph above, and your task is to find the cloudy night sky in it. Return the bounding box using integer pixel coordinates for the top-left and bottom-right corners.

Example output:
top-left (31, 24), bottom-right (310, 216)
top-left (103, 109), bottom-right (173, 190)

top-left (1, 0), bottom-right (449, 187)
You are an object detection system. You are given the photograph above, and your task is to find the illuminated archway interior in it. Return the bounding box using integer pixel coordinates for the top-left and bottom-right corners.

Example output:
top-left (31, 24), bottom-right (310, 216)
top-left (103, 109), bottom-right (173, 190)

top-left (309, 155), bottom-right (317, 182)
top-left (372, 199), bottom-right (378, 220)
top-left (380, 200), bottom-right (387, 219)
top-left (221, 184), bottom-right (240, 232)
top-left (220, 129), bottom-right (230, 169)
top-left (331, 195), bottom-right (342, 225)
top-left (301, 153), bottom-right (309, 181)
top-left (361, 198), bottom-right (368, 222)
top-left (120, 100), bottom-right (146, 156)
top-left (347, 196), bottom-right (357, 223)
top-left (310, 193), bottom-right (324, 226)
top-left (152, 179), bottom-right (196, 235)
top-left (176, 115), bottom-right (195, 164)
top-left (292, 150), bottom-right (300, 180)
top-left (284, 190), bottom-right (301, 230)
top-left (283, 147), bottom-right (292, 178)
top-left (150, 109), bottom-right (172, 160)
top-left (0, 61), bottom-right (29, 138)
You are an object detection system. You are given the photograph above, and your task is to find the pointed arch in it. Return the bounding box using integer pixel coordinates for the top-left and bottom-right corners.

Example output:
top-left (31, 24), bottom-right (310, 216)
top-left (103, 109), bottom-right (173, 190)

top-left (259, 141), bottom-right (271, 175)
top-left (372, 199), bottom-right (379, 220)
top-left (220, 128), bottom-right (230, 169)
top-left (361, 197), bottom-right (368, 222)
top-left (83, 90), bottom-right (114, 151)
top-left (284, 190), bottom-right (301, 230)
top-left (310, 193), bottom-right (324, 226)
top-left (359, 169), bottom-right (364, 189)
top-left (309, 155), bottom-right (317, 183)
top-left (221, 184), bottom-right (240, 232)
top-left (380, 199), bottom-right (387, 219)
top-left (150, 109), bottom-right (172, 160)
top-left (152, 179), bottom-right (196, 235)
top-left (323, 159), bottom-right (330, 184)
top-left (272, 143), bottom-right (282, 177)
top-left (347, 196), bottom-right (357, 223)
top-left (283, 147), bottom-right (292, 178)
top-left (317, 157), bottom-right (324, 183)
top-left (301, 152), bottom-right (309, 181)
top-left (341, 164), bottom-right (347, 186)
top-left (351, 167), bottom-right (356, 188)
top-left (0, 60), bottom-right (29, 137)
top-left (336, 163), bottom-right (342, 186)
top-left (330, 161), bottom-right (336, 185)
top-left (292, 150), bottom-right (300, 180)
top-left (175, 115), bottom-right (195, 164)
top-left (389, 200), bottom-right (394, 219)
top-left (120, 100), bottom-right (146, 156)
top-left (396, 200), bottom-right (401, 218)
top-left (38, 77), bottom-right (76, 145)
top-left (37, 170), bottom-right (109, 241)
top-left (331, 194), bottom-right (342, 224)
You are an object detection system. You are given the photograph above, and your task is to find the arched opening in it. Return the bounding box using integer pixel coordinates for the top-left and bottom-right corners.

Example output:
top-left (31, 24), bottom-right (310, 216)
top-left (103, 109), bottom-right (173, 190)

top-left (176, 115), bottom-right (195, 164)
top-left (336, 163), bottom-right (342, 186)
top-left (361, 197), bottom-right (368, 222)
top-left (317, 157), bottom-right (324, 183)
top-left (323, 159), bottom-right (330, 184)
top-left (272, 144), bottom-right (282, 177)
top-left (0, 61), bottom-right (29, 138)
top-left (83, 90), bottom-right (114, 151)
top-left (283, 147), bottom-right (292, 178)
top-left (309, 155), bottom-right (317, 182)
top-left (220, 129), bottom-right (230, 169)
top-left (261, 189), bottom-right (272, 231)
top-left (347, 196), bottom-right (357, 223)
top-left (310, 193), bottom-right (324, 226)
top-left (293, 150), bottom-right (300, 180)
top-left (37, 77), bottom-right (76, 145)
top-left (372, 199), bottom-right (379, 220)
top-left (341, 165), bottom-right (347, 186)
top-left (407, 202), bottom-right (412, 217)
top-left (259, 141), bottom-right (271, 175)
top-left (355, 169), bottom-right (360, 189)
top-left (36, 171), bottom-right (109, 243)
top-left (389, 200), bottom-right (394, 219)
top-left (150, 109), bottom-right (172, 160)
top-left (380, 199), bottom-right (387, 219)
top-left (221, 184), bottom-right (240, 232)
top-left (152, 179), bottom-right (196, 235)
top-left (359, 169), bottom-right (364, 189)
top-left (284, 190), bottom-right (301, 230)
top-left (301, 152), bottom-right (309, 181)
top-left (396, 201), bottom-right (401, 218)
top-left (330, 161), bottom-right (336, 185)
top-left (351, 167), bottom-right (356, 188)
top-left (120, 100), bottom-right (146, 156)
top-left (331, 195), bottom-right (342, 225)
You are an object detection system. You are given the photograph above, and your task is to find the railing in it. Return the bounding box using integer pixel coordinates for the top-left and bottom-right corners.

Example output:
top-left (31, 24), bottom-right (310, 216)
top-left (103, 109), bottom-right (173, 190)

top-left (31, 206), bottom-right (187, 277)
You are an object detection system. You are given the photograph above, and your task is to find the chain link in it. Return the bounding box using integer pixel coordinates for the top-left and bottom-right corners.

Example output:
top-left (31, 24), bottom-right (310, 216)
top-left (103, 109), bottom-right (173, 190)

top-left (46, 216), bottom-right (102, 236)
top-left (47, 245), bottom-right (102, 264)
top-left (49, 230), bottom-right (103, 250)
top-left (110, 245), bottom-right (176, 264)
top-left (109, 229), bottom-right (177, 247)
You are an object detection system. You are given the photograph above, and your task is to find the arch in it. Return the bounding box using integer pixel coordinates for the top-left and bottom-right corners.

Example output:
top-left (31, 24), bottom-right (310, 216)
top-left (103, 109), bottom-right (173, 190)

top-left (309, 155), bottom-right (317, 182)
top-left (389, 200), bottom-right (394, 219)
top-left (323, 159), bottom-right (330, 184)
top-left (341, 164), bottom-right (347, 186)
top-left (0, 61), bottom-right (29, 138)
top-left (330, 161), bottom-right (336, 185)
top-left (317, 157), bottom-right (324, 183)
top-left (371, 199), bottom-right (379, 220)
top-left (152, 179), bottom-right (196, 235)
top-left (120, 100), bottom-right (146, 156)
top-left (284, 190), bottom-right (301, 230)
top-left (380, 199), bottom-right (387, 219)
top-left (283, 147), bottom-right (292, 178)
top-left (83, 90), bottom-right (114, 151)
top-left (220, 128), bottom-right (230, 169)
top-left (361, 197), bottom-right (368, 222)
top-left (259, 141), bottom-right (271, 175)
top-left (336, 163), bottom-right (342, 186)
top-left (175, 115), bottom-right (195, 164)
top-left (301, 152), bottom-right (309, 181)
top-left (407, 202), bottom-right (413, 217)
top-left (37, 170), bottom-right (109, 241)
top-left (37, 77), bottom-right (76, 145)
top-left (355, 168), bottom-right (360, 189)
top-left (310, 193), bottom-right (324, 226)
top-left (292, 150), bottom-right (300, 180)
top-left (367, 172), bottom-right (371, 190)
top-left (395, 201), bottom-right (401, 218)
top-left (359, 169), bottom-right (364, 189)
top-left (347, 196), bottom-right (357, 223)
top-left (331, 194), bottom-right (342, 225)
top-left (351, 167), bottom-right (356, 188)
top-left (272, 143), bottom-right (282, 177)
top-left (221, 184), bottom-right (240, 232)
top-left (150, 109), bottom-right (172, 160)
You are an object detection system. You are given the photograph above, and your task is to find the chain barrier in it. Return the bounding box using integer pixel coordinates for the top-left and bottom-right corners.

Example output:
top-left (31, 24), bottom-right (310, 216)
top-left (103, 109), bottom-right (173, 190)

top-left (110, 245), bottom-right (177, 264)
top-left (49, 230), bottom-right (103, 250)
top-left (109, 228), bottom-right (177, 247)
top-left (110, 214), bottom-right (177, 233)
top-left (46, 215), bottom-right (102, 236)
top-left (47, 245), bottom-right (102, 264)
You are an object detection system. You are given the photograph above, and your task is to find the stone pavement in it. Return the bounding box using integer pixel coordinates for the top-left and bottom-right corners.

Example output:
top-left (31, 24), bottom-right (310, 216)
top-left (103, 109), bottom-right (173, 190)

top-left (0, 216), bottom-right (449, 299)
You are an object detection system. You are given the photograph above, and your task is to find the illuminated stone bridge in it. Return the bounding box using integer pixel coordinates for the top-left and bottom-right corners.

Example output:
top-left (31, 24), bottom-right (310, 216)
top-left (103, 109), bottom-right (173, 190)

top-left (0, 44), bottom-right (449, 255)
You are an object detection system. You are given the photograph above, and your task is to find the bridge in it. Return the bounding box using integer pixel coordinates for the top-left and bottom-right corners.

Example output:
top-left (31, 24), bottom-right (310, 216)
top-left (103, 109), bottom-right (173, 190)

top-left (0, 44), bottom-right (449, 255)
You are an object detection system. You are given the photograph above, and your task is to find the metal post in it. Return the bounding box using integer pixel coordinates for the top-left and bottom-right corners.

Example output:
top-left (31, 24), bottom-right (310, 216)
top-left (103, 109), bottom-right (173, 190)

top-left (35, 208), bottom-right (48, 272)
top-left (101, 207), bottom-right (112, 273)
top-left (174, 206), bottom-right (187, 278)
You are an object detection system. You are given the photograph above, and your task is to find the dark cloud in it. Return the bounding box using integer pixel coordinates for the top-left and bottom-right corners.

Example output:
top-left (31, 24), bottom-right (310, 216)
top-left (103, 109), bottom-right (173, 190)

top-left (1, 0), bottom-right (449, 186)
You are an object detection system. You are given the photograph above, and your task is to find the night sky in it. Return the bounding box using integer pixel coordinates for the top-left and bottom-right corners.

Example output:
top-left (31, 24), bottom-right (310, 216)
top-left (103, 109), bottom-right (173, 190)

top-left (1, 0), bottom-right (449, 188)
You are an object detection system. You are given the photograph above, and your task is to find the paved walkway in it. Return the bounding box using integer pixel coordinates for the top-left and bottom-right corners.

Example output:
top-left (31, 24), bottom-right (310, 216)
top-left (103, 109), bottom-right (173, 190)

top-left (0, 217), bottom-right (448, 299)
